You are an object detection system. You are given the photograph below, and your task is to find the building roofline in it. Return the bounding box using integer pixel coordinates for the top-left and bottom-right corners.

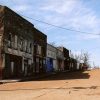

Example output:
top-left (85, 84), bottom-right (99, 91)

top-left (47, 43), bottom-right (56, 48)
top-left (2, 5), bottom-right (34, 28)
top-left (47, 43), bottom-right (64, 52)
top-left (34, 27), bottom-right (47, 37)
top-left (57, 46), bottom-right (69, 51)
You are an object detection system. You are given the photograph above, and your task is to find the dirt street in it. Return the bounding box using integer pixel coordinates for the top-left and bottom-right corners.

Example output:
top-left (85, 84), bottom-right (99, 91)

top-left (0, 69), bottom-right (100, 100)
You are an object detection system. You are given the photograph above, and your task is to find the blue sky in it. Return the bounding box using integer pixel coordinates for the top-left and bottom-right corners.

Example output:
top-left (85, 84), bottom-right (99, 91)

top-left (0, 0), bottom-right (100, 67)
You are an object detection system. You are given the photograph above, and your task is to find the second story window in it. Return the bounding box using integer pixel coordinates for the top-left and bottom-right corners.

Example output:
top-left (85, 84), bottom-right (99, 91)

top-left (29, 43), bottom-right (32, 54)
top-left (34, 44), bottom-right (37, 54)
top-left (8, 33), bottom-right (12, 47)
top-left (8, 33), bottom-right (12, 41)
top-left (37, 45), bottom-right (41, 55)
top-left (26, 41), bottom-right (33, 54)
top-left (17, 37), bottom-right (23, 51)
top-left (22, 40), bottom-right (27, 52)
top-left (14, 35), bottom-right (18, 49)
top-left (26, 41), bottom-right (29, 53)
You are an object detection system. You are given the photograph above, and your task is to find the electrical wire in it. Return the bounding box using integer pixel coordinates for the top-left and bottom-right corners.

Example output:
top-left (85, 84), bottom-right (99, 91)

top-left (19, 14), bottom-right (100, 36)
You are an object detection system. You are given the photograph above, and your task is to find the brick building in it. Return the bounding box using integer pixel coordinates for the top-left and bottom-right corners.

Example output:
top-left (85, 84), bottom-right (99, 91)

top-left (0, 5), bottom-right (35, 79)
top-left (0, 5), bottom-right (47, 79)
top-left (33, 28), bottom-right (47, 74)
top-left (57, 47), bottom-right (70, 71)
top-left (56, 49), bottom-right (64, 71)
top-left (69, 58), bottom-right (77, 71)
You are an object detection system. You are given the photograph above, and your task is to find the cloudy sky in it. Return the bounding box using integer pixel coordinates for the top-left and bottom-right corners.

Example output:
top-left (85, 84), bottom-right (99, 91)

top-left (1, 0), bottom-right (100, 67)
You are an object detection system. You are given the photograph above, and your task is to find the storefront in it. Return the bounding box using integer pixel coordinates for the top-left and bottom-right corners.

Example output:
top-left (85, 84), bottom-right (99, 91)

top-left (4, 53), bottom-right (22, 78)
top-left (34, 56), bottom-right (46, 74)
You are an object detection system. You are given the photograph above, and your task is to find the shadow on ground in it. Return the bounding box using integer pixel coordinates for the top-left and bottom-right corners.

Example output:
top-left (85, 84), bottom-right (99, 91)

top-left (37, 71), bottom-right (90, 81)
top-left (0, 71), bottom-right (90, 84)
top-left (19, 71), bottom-right (90, 82)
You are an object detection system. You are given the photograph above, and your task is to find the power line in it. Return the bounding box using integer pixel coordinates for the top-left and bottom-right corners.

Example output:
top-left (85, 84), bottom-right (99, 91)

top-left (10, 0), bottom-right (100, 36)
top-left (18, 14), bottom-right (100, 36)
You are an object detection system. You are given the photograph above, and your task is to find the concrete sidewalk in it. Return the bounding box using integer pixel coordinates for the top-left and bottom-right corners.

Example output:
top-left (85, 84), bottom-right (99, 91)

top-left (0, 72), bottom-right (57, 84)
top-left (0, 79), bottom-right (20, 84)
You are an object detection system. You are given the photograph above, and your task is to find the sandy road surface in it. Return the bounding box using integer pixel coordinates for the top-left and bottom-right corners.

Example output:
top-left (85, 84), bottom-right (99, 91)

top-left (0, 69), bottom-right (100, 100)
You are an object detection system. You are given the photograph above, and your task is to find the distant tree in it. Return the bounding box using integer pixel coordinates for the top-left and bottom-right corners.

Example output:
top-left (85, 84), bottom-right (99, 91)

top-left (74, 54), bottom-right (80, 62)
top-left (73, 51), bottom-right (90, 68)
top-left (82, 52), bottom-right (90, 67)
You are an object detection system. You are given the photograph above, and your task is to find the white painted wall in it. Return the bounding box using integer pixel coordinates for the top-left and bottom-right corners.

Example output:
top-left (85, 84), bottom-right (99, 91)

top-left (47, 44), bottom-right (57, 71)
top-left (47, 44), bottom-right (56, 59)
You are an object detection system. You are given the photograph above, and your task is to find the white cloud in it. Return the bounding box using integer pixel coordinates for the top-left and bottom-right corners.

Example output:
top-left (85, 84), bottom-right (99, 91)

top-left (12, 5), bottom-right (31, 12)
top-left (41, 0), bottom-right (77, 15)
top-left (2, 0), bottom-right (100, 66)
top-left (40, 0), bottom-right (100, 40)
top-left (75, 34), bottom-right (99, 40)
top-left (10, 0), bottom-right (100, 39)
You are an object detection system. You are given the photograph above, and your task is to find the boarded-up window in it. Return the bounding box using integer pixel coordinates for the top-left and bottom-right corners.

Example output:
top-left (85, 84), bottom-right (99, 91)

top-left (27, 41), bottom-right (31, 53)
top-left (18, 38), bottom-right (22, 50)
top-left (25, 40), bottom-right (27, 52)
top-left (23, 40), bottom-right (27, 52)
top-left (8, 33), bottom-right (12, 47)
top-left (37, 45), bottom-right (41, 55)
top-left (30, 43), bottom-right (32, 54)
top-left (14, 35), bottom-right (18, 49)
top-left (8, 33), bottom-right (12, 41)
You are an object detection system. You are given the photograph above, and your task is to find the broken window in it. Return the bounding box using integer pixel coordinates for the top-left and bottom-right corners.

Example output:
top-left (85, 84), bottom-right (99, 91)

top-left (18, 37), bottom-right (23, 51)
top-left (30, 43), bottom-right (32, 54)
top-left (8, 33), bottom-right (11, 41)
top-left (14, 35), bottom-right (18, 49)
top-left (8, 33), bottom-right (12, 47)
top-left (26, 41), bottom-right (33, 54)
top-left (34, 44), bottom-right (37, 54)
top-left (22, 40), bottom-right (27, 52)
top-left (26, 41), bottom-right (29, 53)
top-left (11, 35), bottom-right (15, 48)
top-left (37, 45), bottom-right (41, 55)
